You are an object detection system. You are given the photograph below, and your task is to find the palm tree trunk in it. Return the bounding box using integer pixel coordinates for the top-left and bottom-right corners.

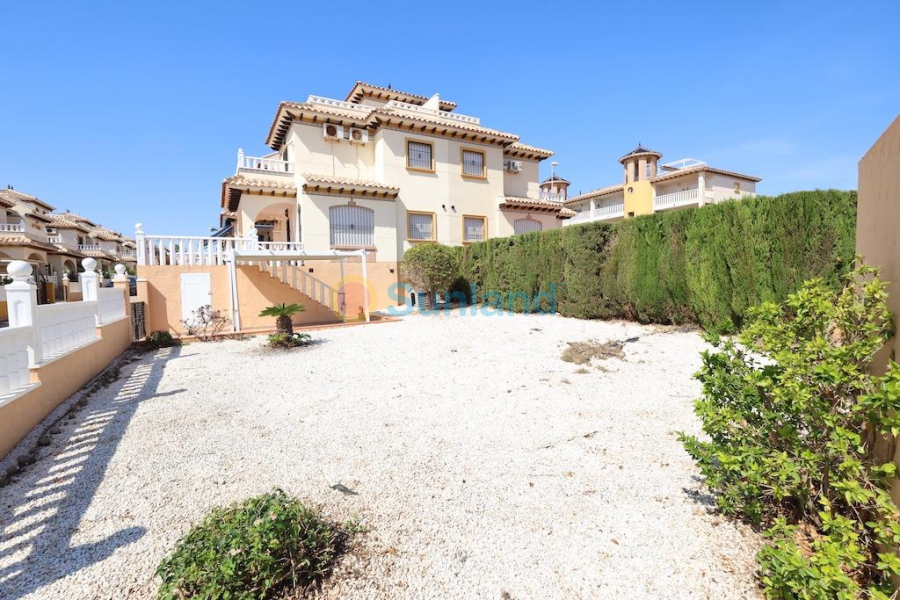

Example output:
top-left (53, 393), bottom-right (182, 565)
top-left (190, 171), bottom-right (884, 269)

top-left (276, 315), bottom-right (293, 336)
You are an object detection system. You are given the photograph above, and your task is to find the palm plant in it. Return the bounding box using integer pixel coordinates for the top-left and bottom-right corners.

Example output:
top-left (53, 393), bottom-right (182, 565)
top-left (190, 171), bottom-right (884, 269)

top-left (259, 303), bottom-right (305, 335)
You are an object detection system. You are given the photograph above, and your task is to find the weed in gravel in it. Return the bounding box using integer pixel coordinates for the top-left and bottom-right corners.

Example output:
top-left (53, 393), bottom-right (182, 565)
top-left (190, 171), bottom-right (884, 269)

top-left (561, 340), bottom-right (625, 365)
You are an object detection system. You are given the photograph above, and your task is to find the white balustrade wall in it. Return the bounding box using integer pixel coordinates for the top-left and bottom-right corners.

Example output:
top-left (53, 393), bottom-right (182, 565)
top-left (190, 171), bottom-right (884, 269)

top-left (0, 258), bottom-right (130, 404)
top-left (36, 301), bottom-right (98, 361)
top-left (0, 326), bottom-right (32, 397)
top-left (135, 233), bottom-right (304, 266)
top-left (98, 288), bottom-right (127, 325)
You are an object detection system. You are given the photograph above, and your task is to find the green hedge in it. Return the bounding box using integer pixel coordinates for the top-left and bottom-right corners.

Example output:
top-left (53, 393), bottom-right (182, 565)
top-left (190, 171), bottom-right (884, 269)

top-left (459, 190), bottom-right (857, 331)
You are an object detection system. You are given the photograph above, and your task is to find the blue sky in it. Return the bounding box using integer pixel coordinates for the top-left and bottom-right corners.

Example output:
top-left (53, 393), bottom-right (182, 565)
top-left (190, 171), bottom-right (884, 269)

top-left (2, 1), bottom-right (898, 236)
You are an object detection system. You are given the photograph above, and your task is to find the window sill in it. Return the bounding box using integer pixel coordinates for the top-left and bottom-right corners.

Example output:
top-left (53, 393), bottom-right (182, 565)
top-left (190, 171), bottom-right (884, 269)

top-left (331, 245), bottom-right (377, 251)
top-left (462, 240), bottom-right (485, 245)
top-left (407, 239), bottom-right (436, 244)
top-left (461, 174), bottom-right (487, 181)
top-left (406, 167), bottom-right (436, 174)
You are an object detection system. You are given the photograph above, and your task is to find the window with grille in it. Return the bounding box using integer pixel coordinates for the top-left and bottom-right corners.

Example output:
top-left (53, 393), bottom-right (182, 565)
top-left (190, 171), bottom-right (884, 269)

top-left (408, 212), bottom-right (435, 241)
top-left (514, 218), bottom-right (542, 235)
top-left (462, 149), bottom-right (485, 177)
top-left (463, 216), bottom-right (486, 243)
top-left (407, 140), bottom-right (434, 171)
top-left (329, 205), bottom-right (375, 247)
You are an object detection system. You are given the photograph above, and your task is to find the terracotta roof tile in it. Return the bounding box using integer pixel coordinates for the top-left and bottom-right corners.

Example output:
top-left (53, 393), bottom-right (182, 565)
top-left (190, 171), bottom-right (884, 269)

top-left (0, 188), bottom-right (56, 211)
top-left (651, 165), bottom-right (762, 183)
top-left (565, 184), bottom-right (625, 205)
top-left (301, 173), bottom-right (398, 191)
top-left (0, 234), bottom-right (57, 251)
top-left (506, 142), bottom-right (554, 158)
top-left (344, 81), bottom-right (457, 110)
top-left (500, 196), bottom-right (571, 215)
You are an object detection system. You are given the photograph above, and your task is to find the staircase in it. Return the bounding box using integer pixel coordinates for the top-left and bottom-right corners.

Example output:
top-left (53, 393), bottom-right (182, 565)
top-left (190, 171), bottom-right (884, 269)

top-left (253, 259), bottom-right (345, 318)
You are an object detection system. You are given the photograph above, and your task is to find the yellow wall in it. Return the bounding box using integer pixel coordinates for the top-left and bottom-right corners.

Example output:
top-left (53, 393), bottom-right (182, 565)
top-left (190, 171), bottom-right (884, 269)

top-left (623, 180), bottom-right (654, 216)
top-left (858, 115), bottom-right (900, 375)
top-left (0, 317), bottom-right (132, 459)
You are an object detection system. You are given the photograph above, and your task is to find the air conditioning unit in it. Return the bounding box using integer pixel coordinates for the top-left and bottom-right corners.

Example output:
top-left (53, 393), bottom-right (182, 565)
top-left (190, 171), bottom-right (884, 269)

top-left (348, 127), bottom-right (368, 145)
top-left (505, 159), bottom-right (523, 173)
top-left (323, 123), bottom-right (344, 141)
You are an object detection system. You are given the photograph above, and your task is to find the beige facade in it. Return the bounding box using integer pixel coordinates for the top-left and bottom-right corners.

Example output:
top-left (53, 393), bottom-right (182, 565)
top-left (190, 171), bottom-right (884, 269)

top-left (564, 147), bottom-right (761, 226)
top-left (221, 81), bottom-right (571, 264)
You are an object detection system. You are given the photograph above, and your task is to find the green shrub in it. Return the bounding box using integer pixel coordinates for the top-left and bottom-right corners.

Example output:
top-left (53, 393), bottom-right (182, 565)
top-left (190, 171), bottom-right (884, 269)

top-left (680, 264), bottom-right (900, 598)
top-left (147, 330), bottom-right (176, 348)
top-left (156, 490), bottom-right (339, 599)
top-left (402, 243), bottom-right (459, 300)
top-left (459, 190), bottom-right (857, 330)
top-left (267, 332), bottom-right (312, 349)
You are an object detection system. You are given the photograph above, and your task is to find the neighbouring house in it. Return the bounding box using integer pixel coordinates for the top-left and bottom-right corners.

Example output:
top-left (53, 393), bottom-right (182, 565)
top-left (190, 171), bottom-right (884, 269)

top-left (135, 82), bottom-right (570, 333)
top-left (0, 187), bottom-right (136, 305)
top-left (563, 146), bottom-right (762, 226)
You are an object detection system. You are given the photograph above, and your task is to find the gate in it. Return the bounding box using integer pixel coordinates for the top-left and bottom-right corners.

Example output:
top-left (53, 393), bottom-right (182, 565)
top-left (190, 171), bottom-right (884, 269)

top-left (131, 301), bottom-right (146, 340)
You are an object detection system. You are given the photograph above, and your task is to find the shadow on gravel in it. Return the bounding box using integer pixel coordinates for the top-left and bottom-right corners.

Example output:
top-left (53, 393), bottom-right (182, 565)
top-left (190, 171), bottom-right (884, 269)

top-left (0, 345), bottom-right (181, 599)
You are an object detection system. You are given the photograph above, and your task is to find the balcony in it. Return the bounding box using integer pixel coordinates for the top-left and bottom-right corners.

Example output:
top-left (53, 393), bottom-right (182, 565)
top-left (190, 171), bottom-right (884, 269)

top-left (236, 149), bottom-right (294, 176)
top-left (539, 193), bottom-right (565, 203)
top-left (79, 244), bottom-right (102, 252)
top-left (0, 223), bottom-right (25, 233)
top-left (566, 203), bottom-right (625, 226)
top-left (653, 188), bottom-right (700, 211)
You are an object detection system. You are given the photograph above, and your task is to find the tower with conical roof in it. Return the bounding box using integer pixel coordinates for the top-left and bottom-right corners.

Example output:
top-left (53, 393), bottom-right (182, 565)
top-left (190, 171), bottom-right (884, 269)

top-left (539, 175), bottom-right (570, 201)
top-left (620, 144), bottom-right (662, 217)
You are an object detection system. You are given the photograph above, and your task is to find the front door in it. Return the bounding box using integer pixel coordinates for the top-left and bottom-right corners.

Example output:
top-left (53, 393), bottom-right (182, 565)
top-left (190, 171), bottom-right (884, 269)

top-left (180, 273), bottom-right (211, 322)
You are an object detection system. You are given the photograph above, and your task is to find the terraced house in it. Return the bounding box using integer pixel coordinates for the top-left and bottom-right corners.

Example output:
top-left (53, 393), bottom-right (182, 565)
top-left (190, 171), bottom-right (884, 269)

top-left (0, 187), bottom-right (136, 303)
top-left (564, 146), bottom-right (762, 225)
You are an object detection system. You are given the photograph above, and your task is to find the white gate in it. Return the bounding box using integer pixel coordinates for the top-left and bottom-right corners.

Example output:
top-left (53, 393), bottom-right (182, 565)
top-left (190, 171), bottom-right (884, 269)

top-left (180, 273), bottom-right (212, 322)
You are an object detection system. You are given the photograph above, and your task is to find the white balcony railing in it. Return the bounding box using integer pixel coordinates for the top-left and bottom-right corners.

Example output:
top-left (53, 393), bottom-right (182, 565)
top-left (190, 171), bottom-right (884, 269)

top-left (79, 244), bottom-right (102, 251)
top-left (0, 223), bottom-right (25, 233)
top-left (236, 149), bottom-right (294, 175)
top-left (47, 235), bottom-right (62, 244)
top-left (654, 188), bottom-right (699, 210)
top-left (306, 95), bottom-right (373, 113)
top-left (135, 234), bottom-right (305, 267)
top-left (539, 193), bottom-right (564, 203)
top-left (383, 100), bottom-right (480, 125)
top-left (567, 203), bottom-right (626, 225)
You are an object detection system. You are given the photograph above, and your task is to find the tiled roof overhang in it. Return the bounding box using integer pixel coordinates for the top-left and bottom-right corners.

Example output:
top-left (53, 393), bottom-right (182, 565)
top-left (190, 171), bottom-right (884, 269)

top-left (499, 196), bottom-right (571, 215)
top-left (504, 142), bottom-right (554, 160)
top-left (565, 184), bottom-right (625, 205)
top-left (221, 176), bottom-right (297, 212)
top-left (652, 165), bottom-right (762, 183)
top-left (301, 174), bottom-right (399, 200)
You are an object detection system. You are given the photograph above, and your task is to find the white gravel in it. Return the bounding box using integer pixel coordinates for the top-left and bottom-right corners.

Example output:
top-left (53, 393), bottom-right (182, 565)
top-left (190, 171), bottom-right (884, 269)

top-left (0, 312), bottom-right (762, 599)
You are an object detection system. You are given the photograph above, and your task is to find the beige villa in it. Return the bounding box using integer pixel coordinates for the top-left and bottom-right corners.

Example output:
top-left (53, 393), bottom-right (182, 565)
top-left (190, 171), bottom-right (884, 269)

top-left (218, 81), bottom-right (572, 258)
top-left (564, 146), bottom-right (762, 225)
top-left (135, 82), bottom-right (570, 333)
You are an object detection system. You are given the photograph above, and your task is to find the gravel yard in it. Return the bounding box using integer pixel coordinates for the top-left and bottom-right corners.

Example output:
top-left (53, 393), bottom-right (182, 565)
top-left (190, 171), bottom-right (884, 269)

top-left (0, 312), bottom-right (762, 599)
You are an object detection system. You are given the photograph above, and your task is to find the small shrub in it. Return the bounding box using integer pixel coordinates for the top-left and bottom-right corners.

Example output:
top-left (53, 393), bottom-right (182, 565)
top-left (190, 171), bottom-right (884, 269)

top-left (182, 305), bottom-right (229, 341)
top-left (402, 243), bottom-right (459, 300)
top-left (680, 263), bottom-right (900, 598)
top-left (156, 489), bottom-right (340, 600)
top-left (147, 330), bottom-right (176, 348)
top-left (267, 332), bottom-right (312, 349)
top-left (560, 340), bottom-right (625, 364)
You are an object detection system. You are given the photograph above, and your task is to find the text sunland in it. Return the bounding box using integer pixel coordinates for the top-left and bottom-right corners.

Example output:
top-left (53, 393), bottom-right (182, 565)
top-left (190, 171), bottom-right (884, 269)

top-left (386, 283), bottom-right (563, 316)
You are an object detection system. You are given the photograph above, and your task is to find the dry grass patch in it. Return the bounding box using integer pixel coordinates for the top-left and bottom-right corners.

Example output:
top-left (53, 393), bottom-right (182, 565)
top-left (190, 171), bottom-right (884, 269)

top-left (560, 340), bottom-right (626, 365)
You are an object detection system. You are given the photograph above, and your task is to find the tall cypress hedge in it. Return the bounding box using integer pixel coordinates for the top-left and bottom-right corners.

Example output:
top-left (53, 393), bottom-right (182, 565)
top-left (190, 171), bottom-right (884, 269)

top-left (458, 190), bottom-right (857, 331)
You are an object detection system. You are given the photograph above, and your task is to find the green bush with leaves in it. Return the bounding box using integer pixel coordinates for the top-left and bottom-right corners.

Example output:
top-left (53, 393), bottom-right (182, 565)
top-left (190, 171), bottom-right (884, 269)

top-left (680, 264), bottom-right (900, 598)
top-left (147, 330), bottom-right (176, 348)
top-left (458, 190), bottom-right (857, 331)
top-left (156, 489), bottom-right (339, 599)
top-left (267, 332), bottom-right (312, 349)
top-left (402, 243), bottom-right (459, 303)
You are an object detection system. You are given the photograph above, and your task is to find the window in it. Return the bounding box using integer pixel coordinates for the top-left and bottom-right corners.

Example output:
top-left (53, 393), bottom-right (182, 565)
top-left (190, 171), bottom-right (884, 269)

top-left (733, 181), bottom-right (741, 194)
top-left (514, 218), bottom-right (542, 235)
top-left (463, 216), bottom-right (486, 243)
top-left (407, 140), bottom-right (434, 171)
top-left (408, 211), bottom-right (435, 241)
top-left (461, 149), bottom-right (485, 178)
top-left (329, 205), bottom-right (375, 248)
